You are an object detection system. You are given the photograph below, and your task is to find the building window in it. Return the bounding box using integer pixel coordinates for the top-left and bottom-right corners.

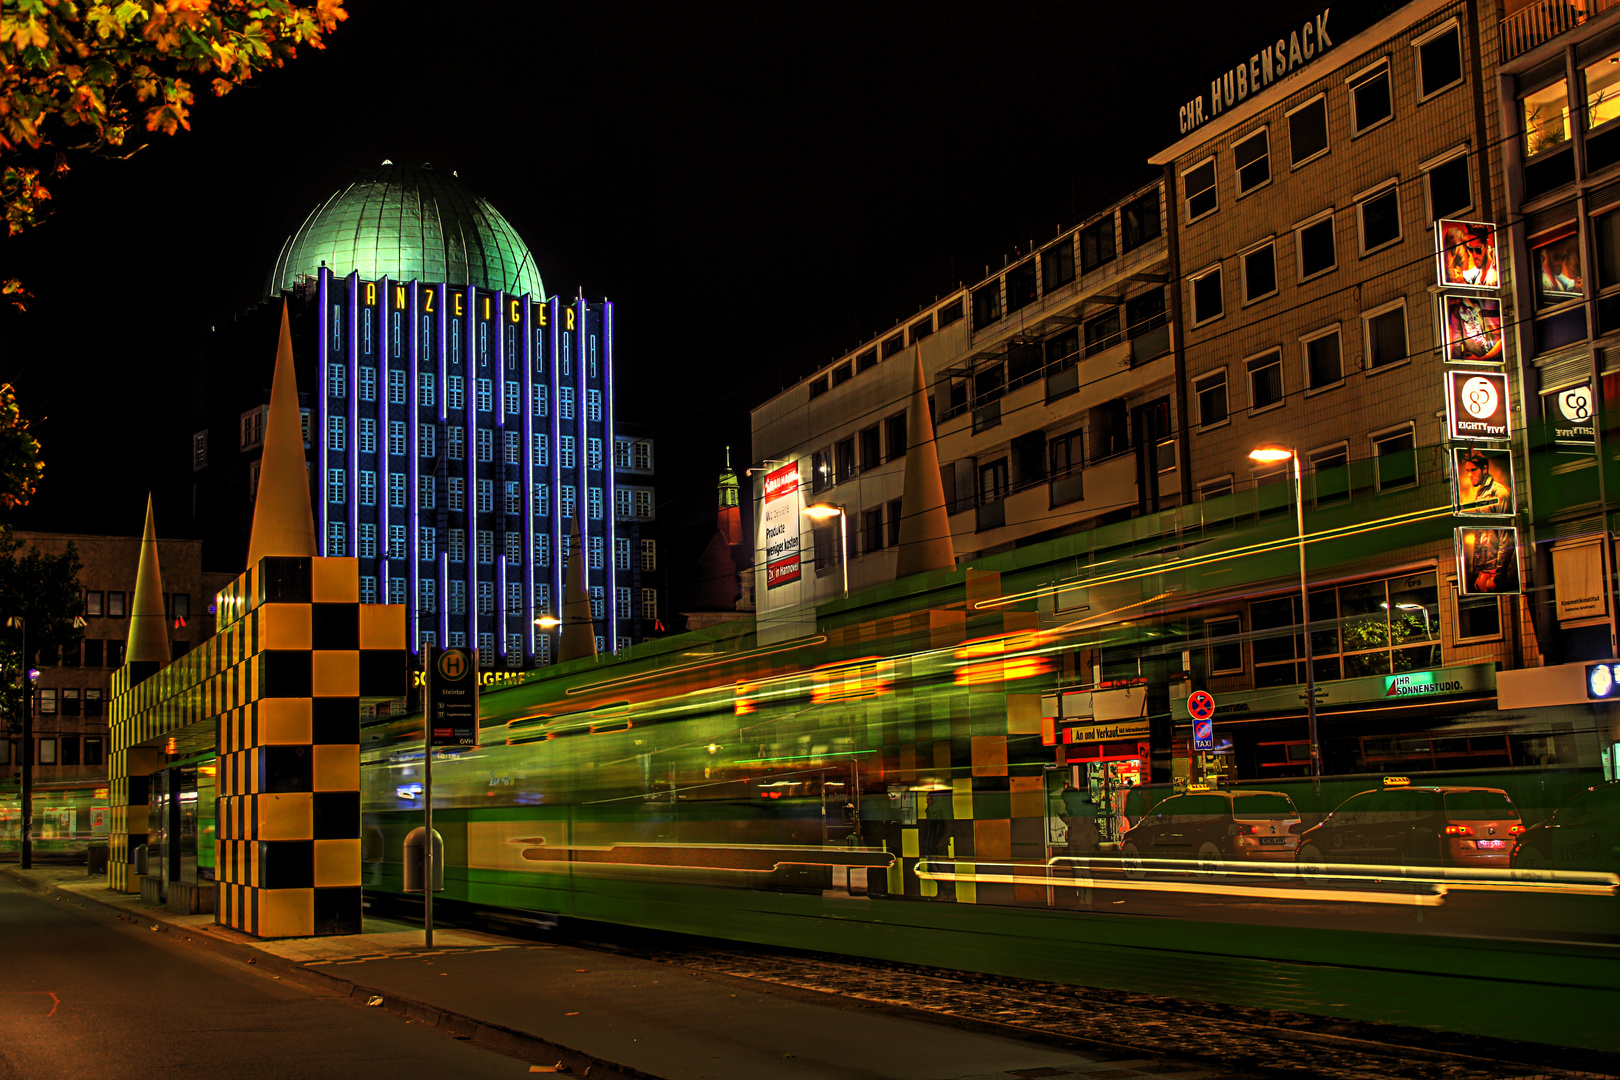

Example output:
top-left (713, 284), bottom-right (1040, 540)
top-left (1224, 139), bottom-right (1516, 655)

top-left (1183, 158), bottom-right (1216, 220)
top-left (614, 487), bottom-right (630, 518)
top-left (447, 375), bottom-right (465, 410)
top-left (419, 475), bottom-right (436, 510)
top-left (640, 588), bottom-right (658, 621)
top-left (533, 384), bottom-right (549, 417)
top-left (448, 528), bottom-right (465, 563)
top-left (419, 373), bottom-right (435, 407)
top-left (1206, 615), bottom-right (1243, 674)
top-left (1524, 80), bottom-right (1572, 160)
top-left (886, 498), bottom-right (903, 546)
top-left (633, 441), bottom-right (652, 470)
top-left (477, 530), bottom-right (494, 565)
top-left (446, 427), bottom-right (464, 460)
top-left (1363, 300), bottom-right (1408, 370)
top-left (832, 362), bottom-right (853, 386)
top-left (358, 418), bottom-right (376, 454)
top-left (476, 428), bottom-right (493, 462)
top-left (1241, 240), bottom-right (1277, 303)
top-left (1417, 22), bottom-right (1463, 101)
top-left (880, 334), bottom-right (904, 359)
top-left (507, 481), bottom-right (523, 516)
top-left (884, 412), bottom-right (907, 461)
top-left (937, 296), bottom-right (964, 327)
top-left (328, 521), bottom-right (347, 557)
top-left (587, 437), bottom-right (603, 471)
top-left (559, 436), bottom-right (575, 469)
top-left (420, 526), bottom-right (436, 562)
top-left (615, 537), bottom-right (630, 570)
top-left (475, 378), bottom-right (493, 412)
top-left (559, 485), bottom-right (575, 520)
top-left (389, 472), bottom-right (406, 508)
top-left (419, 424), bottom-right (435, 458)
top-left (856, 348), bottom-right (878, 373)
top-left (1190, 265), bottom-right (1223, 325)
top-left (1233, 128), bottom-right (1270, 194)
top-left (1530, 224), bottom-right (1583, 310)
top-left (477, 479), bottom-right (494, 513)
top-left (359, 471), bottom-right (376, 506)
top-left (447, 476), bottom-right (464, 510)
top-left (862, 508), bottom-right (884, 554)
top-left (1122, 188), bottom-right (1160, 251)
top-left (387, 524), bottom-right (406, 561)
top-left (586, 388), bottom-right (602, 421)
top-left (1195, 370), bottom-right (1228, 429)
top-left (836, 437), bottom-right (856, 483)
top-left (329, 363), bottom-right (346, 400)
top-left (1005, 260), bottom-right (1037, 313)
top-left (478, 582), bottom-right (494, 615)
top-left (972, 280), bottom-right (1002, 329)
top-left (359, 523), bottom-right (377, 558)
top-left (1425, 151), bottom-right (1471, 221)
top-left (535, 532), bottom-right (551, 567)
top-left (1349, 60), bottom-right (1392, 134)
top-left (1253, 571), bottom-right (1439, 688)
top-left (1302, 326), bottom-right (1343, 390)
top-left (389, 420), bottom-right (406, 456)
top-left (389, 369), bottom-right (406, 405)
top-left (191, 430), bottom-right (207, 471)
top-left (359, 366), bottom-right (377, 402)
top-left (809, 376), bottom-right (829, 400)
top-left (1041, 239), bottom-right (1075, 292)
top-left (1246, 350), bottom-right (1284, 411)
top-left (587, 486), bottom-right (603, 520)
top-left (1357, 184), bottom-right (1401, 253)
top-left (633, 490), bottom-right (652, 518)
top-left (1287, 95), bottom-right (1329, 167)
top-left (1044, 329), bottom-right (1079, 373)
top-left (1084, 309), bottom-right (1121, 356)
top-left (504, 430), bottom-right (521, 464)
top-left (1080, 217), bottom-right (1116, 272)
top-left (1310, 442), bottom-right (1350, 506)
top-left (641, 539), bottom-right (656, 570)
top-left (858, 425), bottom-right (881, 472)
top-left (1372, 423), bottom-right (1418, 491)
top-left (1456, 591), bottom-right (1502, 641)
top-left (1296, 212), bottom-right (1336, 279)
top-left (1585, 48), bottom-right (1620, 133)
top-left (327, 415), bottom-right (345, 451)
top-left (327, 469), bottom-right (345, 505)
top-left (979, 458), bottom-right (1009, 504)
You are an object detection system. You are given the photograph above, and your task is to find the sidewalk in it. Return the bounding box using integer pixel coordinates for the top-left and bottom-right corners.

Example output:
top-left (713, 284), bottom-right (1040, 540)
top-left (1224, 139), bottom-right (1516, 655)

top-left (0, 865), bottom-right (1215, 1080)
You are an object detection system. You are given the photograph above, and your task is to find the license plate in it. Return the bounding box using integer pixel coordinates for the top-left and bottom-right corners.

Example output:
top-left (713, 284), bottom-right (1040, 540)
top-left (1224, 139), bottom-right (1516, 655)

top-left (1475, 840), bottom-right (1506, 849)
top-left (1259, 836), bottom-right (1288, 846)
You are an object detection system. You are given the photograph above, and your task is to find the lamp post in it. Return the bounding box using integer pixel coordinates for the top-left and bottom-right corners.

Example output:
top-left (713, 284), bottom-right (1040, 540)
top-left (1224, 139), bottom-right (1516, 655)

top-left (804, 504), bottom-right (848, 598)
top-left (1249, 447), bottom-right (1322, 785)
top-left (533, 614), bottom-right (561, 661)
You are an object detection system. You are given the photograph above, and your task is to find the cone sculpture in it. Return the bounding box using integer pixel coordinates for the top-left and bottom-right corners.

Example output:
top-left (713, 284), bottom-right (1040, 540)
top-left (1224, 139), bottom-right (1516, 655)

top-left (894, 355), bottom-right (957, 578)
top-left (246, 301), bottom-right (318, 568)
top-left (126, 494), bottom-right (171, 666)
top-left (559, 516), bottom-right (598, 661)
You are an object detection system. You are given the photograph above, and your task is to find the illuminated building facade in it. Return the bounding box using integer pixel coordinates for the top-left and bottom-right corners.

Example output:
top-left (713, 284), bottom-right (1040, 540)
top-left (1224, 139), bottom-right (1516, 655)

top-left (191, 163), bottom-right (659, 665)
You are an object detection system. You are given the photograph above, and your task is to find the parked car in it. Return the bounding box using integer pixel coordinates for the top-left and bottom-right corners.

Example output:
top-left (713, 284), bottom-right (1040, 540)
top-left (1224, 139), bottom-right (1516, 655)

top-left (1512, 780), bottom-right (1620, 878)
top-left (1120, 789), bottom-right (1300, 876)
top-left (1295, 780), bottom-right (1522, 873)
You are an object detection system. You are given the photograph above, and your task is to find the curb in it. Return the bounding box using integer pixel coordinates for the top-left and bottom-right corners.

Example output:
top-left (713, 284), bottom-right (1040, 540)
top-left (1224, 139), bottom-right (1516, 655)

top-left (0, 867), bottom-right (652, 1080)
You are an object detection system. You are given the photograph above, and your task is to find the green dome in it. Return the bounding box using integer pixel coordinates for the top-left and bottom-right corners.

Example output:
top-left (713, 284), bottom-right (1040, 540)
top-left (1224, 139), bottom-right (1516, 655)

top-left (266, 162), bottom-right (545, 300)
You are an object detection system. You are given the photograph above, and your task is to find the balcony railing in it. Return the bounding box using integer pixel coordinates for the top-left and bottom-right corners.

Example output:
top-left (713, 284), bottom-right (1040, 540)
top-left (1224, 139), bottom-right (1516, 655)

top-left (1502, 0), bottom-right (1620, 61)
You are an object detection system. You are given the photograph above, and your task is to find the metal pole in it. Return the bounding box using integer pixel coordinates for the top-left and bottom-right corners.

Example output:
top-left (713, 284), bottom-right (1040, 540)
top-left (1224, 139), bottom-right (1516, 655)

top-left (19, 619), bottom-right (31, 871)
top-left (1293, 453), bottom-right (1321, 791)
top-left (838, 509), bottom-right (849, 598)
top-left (423, 660), bottom-right (434, 949)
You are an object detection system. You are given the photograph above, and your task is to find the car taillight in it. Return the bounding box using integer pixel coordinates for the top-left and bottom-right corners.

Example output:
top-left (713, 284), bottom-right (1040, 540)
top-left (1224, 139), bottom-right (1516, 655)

top-left (1288, 822), bottom-right (1305, 835)
top-left (1235, 824), bottom-right (1259, 835)
top-left (1509, 824), bottom-right (1524, 835)
top-left (1444, 824), bottom-right (1473, 837)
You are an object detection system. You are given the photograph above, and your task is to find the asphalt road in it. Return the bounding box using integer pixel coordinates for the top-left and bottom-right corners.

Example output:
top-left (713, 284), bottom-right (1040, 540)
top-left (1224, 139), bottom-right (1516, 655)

top-left (0, 877), bottom-right (528, 1080)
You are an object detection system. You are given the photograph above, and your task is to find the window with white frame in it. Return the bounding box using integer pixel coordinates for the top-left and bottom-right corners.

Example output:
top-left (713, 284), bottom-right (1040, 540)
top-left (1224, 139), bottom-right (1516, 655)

top-left (420, 526), bottom-right (436, 562)
top-left (587, 388), bottom-right (602, 421)
top-left (634, 490), bottom-right (653, 518)
top-left (1424, 149), bottom-right (1471, 221)
top-left (1362, 299), bottom-right (1408, 370)
top-left (640, 588), bottom-right (658, 621)
top-left (478, 530), bottom-right (494, 565)
top-left (447, 427), bottom-right (464, 460)
top-left (1415, 20), bottom-right (1463, 102)
top-left (1357, 182), bottom-right (1401, 253)
top-left (1348, 59), bottom-right (1392, 134)
top-left (359, 418), bottom-right (376, 454)
top-left (559, 436), bottom-right (576, 469)
top-left (327, 521), bottom-right (346, 556)
top-left (449, 528), bottom-right (465, 563)
top-left (476, 428), bottom-right (493, 462)
top-left (419, 475), bottom-right (435, 510)
top-left (1233, 128), bottom-right (1270, 195)
top-left (419, 424), bottom-right (435, 458)
top-left (389, 473), bottom-right (406, 508)
top-left (1195, 369), bottom-right (1229, 428)
top-left (327, 469), bottom-right (346, 505)
top-left (328, 415), bottom-right (345, 451)
top-left (533, 433), bottom-right (549, 467)
top-left (329, 363), bottom-right (346, 399)
top-left (1246, 349), bottom-right (1284, 410)
top-left (1371, 423), bottom-right (1418, 491)
top-left (359, 471), bottom-right (376, 506)
top-left (447, 476), bottom-right (464, 510)
top-left (389, 420), bottom-right (406, 456)
top-left (419, 373), bottom-right (435, 407)
top-left (504, 430), bottom-right (520, 464)
top-left (1190, 264), bottom-right (1224, 324)
top-left (1183, 158), bottom-right (1217, 220)
top-left (506, 481), bottom-right (522, 515)
top-left (615, 488), bottom-right (631, 517)
top-left (359, 523), bottom-right (377, 559)
top-left (588, 487), bottom-right (603, 520)
top-left (641, 539), bottom-right (656, 570)
top-left (389, 369), bottom-right (407, 405)
top-left (633, 441), bottom-right (652, 470)
top-left (389, 524), bottom-right (406, 560)
top-left (534, 483), bottom-right (550, 516)
top-left (1287, 94), bottom-right (1329, 167)
top-left (1295, 211), bottom-right (1336, 279)
top-left (559, 386), bottom-right (574, 419)
top-left (1199, 475), bottom-right (1234, 501)
top-left (446, 375), bottom-right (464, 410)
top-left (477, 479), bottom-right (493, 513)
top-left (359, 366), bottom-right (377, 402)
top-left (588, 437), bottom-right (603, 471)
top-left (476, 378), bottom-right (492, 412)
top-left (616, 537), bottom-right (630, 570)
top-left (1241, 240), bottom-right (1277, 303)
top-left (1301, 325), bottom-right (1343, 390)
top-left (590, 537), bottom-right (605, 570)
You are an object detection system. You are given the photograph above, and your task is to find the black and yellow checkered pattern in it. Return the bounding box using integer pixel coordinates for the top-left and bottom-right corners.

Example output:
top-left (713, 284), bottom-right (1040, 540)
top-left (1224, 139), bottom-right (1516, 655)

top-left (110, 555), bottom-right (408, 937)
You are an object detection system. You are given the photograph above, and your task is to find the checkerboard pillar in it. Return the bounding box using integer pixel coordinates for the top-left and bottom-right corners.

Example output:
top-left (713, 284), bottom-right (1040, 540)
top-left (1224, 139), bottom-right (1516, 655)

top-left (215, 555), bottom-right (408, 937)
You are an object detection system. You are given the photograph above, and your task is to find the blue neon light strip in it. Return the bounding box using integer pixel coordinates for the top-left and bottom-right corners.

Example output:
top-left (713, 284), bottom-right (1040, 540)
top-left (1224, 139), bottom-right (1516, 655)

top-left (377, 276), bottom-right (388, 613)
top-left (522, 296), bottom-right (534, 659)
top-left (603, 301), bottom-right (616, 650)
top-left (549, 296), bottom-right (562, 646)
top-left (437, 283), bottom-right (448, 647)
top-left (317, 268), bottom-right (329, 555)
top-left (576, 298), bottom-right (588, 649)
top-left (494, 289), bottom-right (507, 659)
top-left (407, 280), bottom-right (419, 651)
top-left (348, 274), bottom-right (360, 548)
top-left (465, 286), bottom-right (478, 658)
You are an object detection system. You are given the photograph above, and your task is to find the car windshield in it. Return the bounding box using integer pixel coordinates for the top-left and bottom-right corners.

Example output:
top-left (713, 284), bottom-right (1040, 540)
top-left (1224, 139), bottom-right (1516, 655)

top-left (1232, 794), bottom-right (1296, 818)
top-left (1444, 790), bottom-right (1519, 820)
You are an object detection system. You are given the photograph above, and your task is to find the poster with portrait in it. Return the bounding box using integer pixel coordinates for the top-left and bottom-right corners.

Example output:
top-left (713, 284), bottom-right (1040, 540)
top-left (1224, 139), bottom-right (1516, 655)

top-left (1531, 225), bottom-right (1583, 307)
top-left (1441, 294), bottom-right (1504, 362)
top-left (1456, 525), bottom-right (1521, 596)
top-left (1436, 219), bottom-right (1501, 291)
top-left (1450, 446), bottom-right (1516, 517)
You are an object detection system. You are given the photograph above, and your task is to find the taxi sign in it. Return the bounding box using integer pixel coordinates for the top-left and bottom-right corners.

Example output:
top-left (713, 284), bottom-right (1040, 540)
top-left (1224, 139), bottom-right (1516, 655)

top-left (1382, 776), bottom-right (1411, 786)
top-left (1187, 782), bottom-right (1214, 792)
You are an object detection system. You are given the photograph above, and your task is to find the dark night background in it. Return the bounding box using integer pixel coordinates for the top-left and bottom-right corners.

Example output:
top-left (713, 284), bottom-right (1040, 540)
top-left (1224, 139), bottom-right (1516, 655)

top-left (0, 0), bottom-right (1332, 579)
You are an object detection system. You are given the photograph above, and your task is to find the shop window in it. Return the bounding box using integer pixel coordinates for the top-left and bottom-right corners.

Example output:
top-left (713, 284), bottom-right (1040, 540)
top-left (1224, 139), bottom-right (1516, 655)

top-left (1241, 241), bottom-right (1277, 303)
top-left (1080, 217), bottom-right (1116, 273)
top-left (1184, 159), bottom-right (1217, 221)
top-left (1121, 189), bottom-right (1161, 251)
top-left (1523, 79), bottom-right (1571, 158)
top-left (1006, 260), bottom-right (1037, 314)
top-left (1349, 60), bottom-right (1392, 134)
top-left (1417, 23), bottom-right (1463, 100)
top-left (1287, 95), bottom-right (1329, 167)
top-left (1296, 213), bottom-right (1336, 279)
top-left (1042, 239), bottom-right (1075, 292)
top-left (1425, 152), bottom-right (1471, 220)
top-left (1195, 370), bottom-right (1228, 429)
top-left (1191, 265), bottom-right (1223, 325)
top-left (1372, 423), bottom-right (1418, 491)
top-left (1233, 128), bottom-right (1270, 194)
top-left (972, 280), bottom-right (1002, 329)
top-left (1206, 615), bottom-right (1243, 674)
top-left (1310, 443), bottom-right (1350, 506)
top-left (1302, 326), bottom-right (1343, 390)
top-left (1357, 184), bottom-right (1401, 253)
top-left (937, 296), bottom-right (964, 327)
top-left (1530, 224), bottom-right (1583, 309)
top-left (1246, 350), bottom-right (1284, 411)
top-left (1363, 300), bottom-right (1408, 369)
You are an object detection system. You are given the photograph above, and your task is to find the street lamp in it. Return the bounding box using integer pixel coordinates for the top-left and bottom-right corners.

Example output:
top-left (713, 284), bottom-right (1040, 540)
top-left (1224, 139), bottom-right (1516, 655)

top-left (804, 504), bottom-right (848, 599)
top-left (1249, 446), bottom-right (1322, 784)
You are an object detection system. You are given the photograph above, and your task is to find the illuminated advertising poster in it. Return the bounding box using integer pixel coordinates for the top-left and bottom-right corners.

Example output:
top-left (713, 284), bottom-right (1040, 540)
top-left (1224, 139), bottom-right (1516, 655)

top-left (1440, 294), bottom-right (1503, 362)
top-left (1436, 219), bottom-right (1500, 290)
top-left (1456, 525), bottom-right (1521, 596)
top-left (762, 462), bottom-right (802, 590)
top-left (1445, 369), bottom-right (1512, 442)
top-left (1550, 382), bottom-right (1596, 448)
top-left (1531, 224), bottom-right (1583, 307)
top-left (1450, 446), bottom-right (1515, 517)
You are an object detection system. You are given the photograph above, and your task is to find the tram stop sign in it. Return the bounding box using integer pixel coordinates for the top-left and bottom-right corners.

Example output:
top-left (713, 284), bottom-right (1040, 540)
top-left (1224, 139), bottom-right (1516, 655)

top-left (427, 646), bottom-right (479, 747)
top-left (1188, 691), bottom-right (1215, 751)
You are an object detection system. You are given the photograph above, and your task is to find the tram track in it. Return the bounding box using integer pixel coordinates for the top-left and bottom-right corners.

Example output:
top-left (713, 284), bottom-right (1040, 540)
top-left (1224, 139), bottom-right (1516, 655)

top-left (600, 938), bottom-right (1617, 1080)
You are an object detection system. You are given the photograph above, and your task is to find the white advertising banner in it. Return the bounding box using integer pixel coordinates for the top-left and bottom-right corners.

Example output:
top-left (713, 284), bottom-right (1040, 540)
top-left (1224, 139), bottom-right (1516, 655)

top-left (754, 461), bottom-right (815, 644)
top-left (1553, 539), bottom-right (1608, 625)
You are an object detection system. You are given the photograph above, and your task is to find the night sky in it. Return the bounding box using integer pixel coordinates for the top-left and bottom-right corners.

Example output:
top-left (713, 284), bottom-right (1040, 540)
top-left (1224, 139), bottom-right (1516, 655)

top-left (1, 0), bottom-right (1332, 572)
